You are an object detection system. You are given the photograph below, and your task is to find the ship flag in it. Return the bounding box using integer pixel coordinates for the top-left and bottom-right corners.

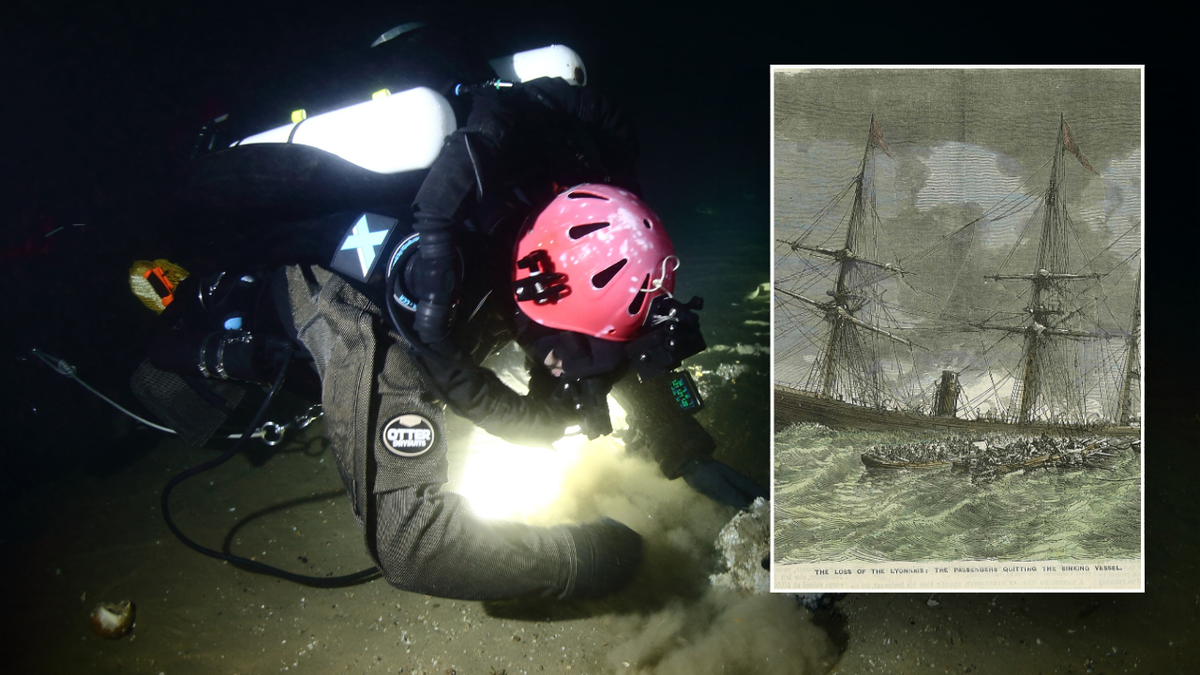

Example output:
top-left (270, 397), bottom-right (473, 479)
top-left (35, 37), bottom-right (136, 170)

top-left (868, 115), bottom-right (892, 158)
top-left (1061, 118), bottom-right (1096, 173)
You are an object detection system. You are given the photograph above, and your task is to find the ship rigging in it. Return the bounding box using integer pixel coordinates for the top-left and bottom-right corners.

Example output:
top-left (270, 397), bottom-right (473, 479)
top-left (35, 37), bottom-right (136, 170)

top-left (774, 114), bottom-right (1140, 434)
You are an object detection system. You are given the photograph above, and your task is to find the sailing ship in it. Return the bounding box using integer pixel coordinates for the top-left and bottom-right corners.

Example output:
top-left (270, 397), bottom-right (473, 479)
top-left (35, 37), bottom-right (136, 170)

top-left (774, 114), bottom-right (1140, 437)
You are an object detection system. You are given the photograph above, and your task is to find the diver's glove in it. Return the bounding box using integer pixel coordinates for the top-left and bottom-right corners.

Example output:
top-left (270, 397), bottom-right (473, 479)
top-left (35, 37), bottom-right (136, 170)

top-left (550, 376), bottom-right (614, 440)
top-left (409, 229), bottom-right (460, 344)
top-left (561, 518), bottom-right (642, 599)
top-left (679, 459), bottom-right (769, 510)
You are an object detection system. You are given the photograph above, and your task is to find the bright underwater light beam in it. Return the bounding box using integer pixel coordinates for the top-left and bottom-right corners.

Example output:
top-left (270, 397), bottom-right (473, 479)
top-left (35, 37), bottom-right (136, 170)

top-left (453, 398), bottom-right (628, 521)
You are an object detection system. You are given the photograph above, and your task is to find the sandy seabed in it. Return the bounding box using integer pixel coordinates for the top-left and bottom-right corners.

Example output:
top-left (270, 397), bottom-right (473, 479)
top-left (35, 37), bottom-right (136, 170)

top-left (2, 407), bottom-right (1195, 674)
top-left (1, 410), bottom-right (828, 675)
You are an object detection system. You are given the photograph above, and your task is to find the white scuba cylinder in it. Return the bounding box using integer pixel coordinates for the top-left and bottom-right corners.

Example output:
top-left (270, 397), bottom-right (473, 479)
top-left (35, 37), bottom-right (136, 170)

top-left (233, 86), bottom-right (456, 174)
top-left (488, 44), bottom-right (587, 86)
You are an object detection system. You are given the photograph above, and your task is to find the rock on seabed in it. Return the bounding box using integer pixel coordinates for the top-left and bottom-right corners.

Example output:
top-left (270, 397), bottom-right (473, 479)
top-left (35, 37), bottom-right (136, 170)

top-left (709, 497), bottom-right (770, 594)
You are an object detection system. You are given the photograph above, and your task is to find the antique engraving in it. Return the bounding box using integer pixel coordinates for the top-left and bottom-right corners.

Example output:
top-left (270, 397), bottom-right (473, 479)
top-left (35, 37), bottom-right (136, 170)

top-left (771, 67), bottom-right (1142, 591)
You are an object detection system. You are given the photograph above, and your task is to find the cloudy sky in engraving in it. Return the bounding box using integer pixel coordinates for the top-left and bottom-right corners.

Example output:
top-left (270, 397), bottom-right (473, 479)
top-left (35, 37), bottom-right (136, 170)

top-left (772, 68), bottom-right (1141, 414)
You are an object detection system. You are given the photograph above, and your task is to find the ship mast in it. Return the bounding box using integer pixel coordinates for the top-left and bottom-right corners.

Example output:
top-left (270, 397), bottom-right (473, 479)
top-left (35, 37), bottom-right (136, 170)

top-left (819, 124), bottom-right (874, 398)
top-left (975, 115), bottom-right (1100, 425)
top-left (778, 116), bottom-right (914, 404)
top-left (1116, 270), bottom-right (1141, 425)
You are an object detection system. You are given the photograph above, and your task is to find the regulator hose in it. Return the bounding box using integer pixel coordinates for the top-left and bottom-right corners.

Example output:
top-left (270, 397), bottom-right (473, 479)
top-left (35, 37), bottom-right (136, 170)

top-left (160, 344), bottom-right (380, 587)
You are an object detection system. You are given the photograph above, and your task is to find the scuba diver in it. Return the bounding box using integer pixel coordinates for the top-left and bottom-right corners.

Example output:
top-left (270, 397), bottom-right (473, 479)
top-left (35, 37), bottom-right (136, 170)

top-left (131, 24), bottom-right (766, 601)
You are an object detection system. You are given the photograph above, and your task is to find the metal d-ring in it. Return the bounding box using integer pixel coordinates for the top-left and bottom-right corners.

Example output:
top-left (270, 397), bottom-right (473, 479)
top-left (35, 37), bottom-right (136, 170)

top-left (260, 421), bottom-right (286, 446)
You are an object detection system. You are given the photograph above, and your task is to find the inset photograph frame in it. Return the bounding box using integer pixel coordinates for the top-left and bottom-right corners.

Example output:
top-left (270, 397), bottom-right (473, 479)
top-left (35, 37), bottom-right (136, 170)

top-left (770, 66), bottom-right (1143, 592)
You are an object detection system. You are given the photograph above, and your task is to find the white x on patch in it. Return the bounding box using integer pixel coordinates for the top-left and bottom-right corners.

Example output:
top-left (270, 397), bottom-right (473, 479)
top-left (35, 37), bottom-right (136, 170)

top-left (340, 214), bottom-right (389, 277)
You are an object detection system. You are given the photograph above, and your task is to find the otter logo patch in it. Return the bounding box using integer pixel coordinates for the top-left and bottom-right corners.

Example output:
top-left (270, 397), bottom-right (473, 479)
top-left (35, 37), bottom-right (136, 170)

top-left (381, 414), bottom-right (436, 457)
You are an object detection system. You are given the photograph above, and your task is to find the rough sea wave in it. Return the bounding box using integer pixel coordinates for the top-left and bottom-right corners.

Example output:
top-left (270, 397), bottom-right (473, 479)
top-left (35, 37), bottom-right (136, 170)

top-left (774, 424), bottom-right (1142, 564)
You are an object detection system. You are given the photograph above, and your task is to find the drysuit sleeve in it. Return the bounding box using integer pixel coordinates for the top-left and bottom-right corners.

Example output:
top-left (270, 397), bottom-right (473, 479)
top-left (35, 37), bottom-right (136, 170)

top-left (413, 341), bottom-right (579, 448)
top-left (406, 91), bottom-right (518, 343)
top-left (609, 374), bottom-right (716, 479)
top-left (410, 102), bottom-right (506, 238)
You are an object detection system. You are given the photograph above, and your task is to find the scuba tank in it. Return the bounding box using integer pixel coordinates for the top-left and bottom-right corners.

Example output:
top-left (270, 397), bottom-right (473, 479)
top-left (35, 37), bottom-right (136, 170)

top-left (232, 86), bottom-right (457, 174)
top-left (487, 44), bottom-right (587, 87)
top-left (225, 44), bottom-right (587, 176)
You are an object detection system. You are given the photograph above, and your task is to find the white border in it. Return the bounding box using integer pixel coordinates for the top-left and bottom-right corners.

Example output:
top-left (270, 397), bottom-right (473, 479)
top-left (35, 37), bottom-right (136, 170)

top-left (768, 64), bottom-right (1145, 594)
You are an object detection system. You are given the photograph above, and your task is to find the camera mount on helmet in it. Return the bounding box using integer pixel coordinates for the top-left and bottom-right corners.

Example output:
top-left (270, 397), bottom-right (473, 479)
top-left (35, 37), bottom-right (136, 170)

top-left (512, 250), bottom-right (569, 304)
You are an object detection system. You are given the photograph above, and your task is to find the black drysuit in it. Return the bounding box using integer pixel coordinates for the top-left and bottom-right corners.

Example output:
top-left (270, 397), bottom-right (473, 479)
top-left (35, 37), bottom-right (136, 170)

top-left (155, 79), bottom-right (717, 600)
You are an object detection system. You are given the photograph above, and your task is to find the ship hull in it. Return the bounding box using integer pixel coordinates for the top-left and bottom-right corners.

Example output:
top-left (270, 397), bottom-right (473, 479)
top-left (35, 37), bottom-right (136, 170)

top-left (774, 384), bottom-right (1139, 437)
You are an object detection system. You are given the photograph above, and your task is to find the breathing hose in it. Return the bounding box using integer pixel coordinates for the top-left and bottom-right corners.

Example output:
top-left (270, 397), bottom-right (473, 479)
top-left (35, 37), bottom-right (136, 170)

top-left (160, 344), bottom-right (381, 587)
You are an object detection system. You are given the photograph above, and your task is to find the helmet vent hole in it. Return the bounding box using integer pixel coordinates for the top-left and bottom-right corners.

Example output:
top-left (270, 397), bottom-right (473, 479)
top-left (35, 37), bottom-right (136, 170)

top-left (628, 275), bottom-right (650, 314)
top-left (643, 219), bottom-right (652, 229)
top-left (567, 191), bottom-right (610, 200)
top-left (591, 259), bottom-right (628, 289)
top-left (568, 222), bottom-right (610, 239)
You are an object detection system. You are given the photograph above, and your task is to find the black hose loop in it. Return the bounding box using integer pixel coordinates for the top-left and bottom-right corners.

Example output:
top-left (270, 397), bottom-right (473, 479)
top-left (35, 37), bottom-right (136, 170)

top-left (160, 344), bottom-right (380, 587)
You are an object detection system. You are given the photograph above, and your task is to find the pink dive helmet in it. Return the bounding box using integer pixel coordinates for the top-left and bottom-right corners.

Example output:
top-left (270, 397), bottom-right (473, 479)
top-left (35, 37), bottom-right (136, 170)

top-left (512, 184), bottom-right (676, 341)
